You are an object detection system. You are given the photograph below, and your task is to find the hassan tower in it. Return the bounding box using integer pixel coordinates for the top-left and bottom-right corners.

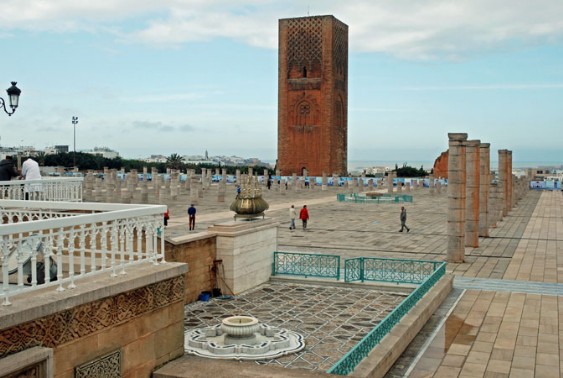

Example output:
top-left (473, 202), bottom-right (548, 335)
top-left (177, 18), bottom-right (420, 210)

top-left (277, 15), bottom-right (348, 176)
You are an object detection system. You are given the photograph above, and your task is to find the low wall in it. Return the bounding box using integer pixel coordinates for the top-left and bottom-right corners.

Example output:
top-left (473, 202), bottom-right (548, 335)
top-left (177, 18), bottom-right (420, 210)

top-left (351, 274), bottom-right (454, 378)
top-left (165, 233), bottom-right (217, 303)
top-left (165, 218), bottom-right (278, 302)
top-left (0, 262), bottom-right (188, 378)
top-left (209, 218), bottom-right (278, 294)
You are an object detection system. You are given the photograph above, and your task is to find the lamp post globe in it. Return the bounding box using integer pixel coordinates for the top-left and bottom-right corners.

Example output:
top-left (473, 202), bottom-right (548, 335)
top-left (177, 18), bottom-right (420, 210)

top-left (1, 81), bottom-right (21, 116)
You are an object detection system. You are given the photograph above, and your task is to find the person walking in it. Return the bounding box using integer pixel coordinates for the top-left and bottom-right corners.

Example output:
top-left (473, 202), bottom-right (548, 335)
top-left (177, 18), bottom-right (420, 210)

top-left (399, 206), bottom-right (410, 232)
top-left (289, 205), bottom-right (297, 230)
top-left (187, 204), bottom-right (197, 230)
top-left (0, 156), bottom-right (19, 181)
top-left (299, 205), bottom-right (309, 230)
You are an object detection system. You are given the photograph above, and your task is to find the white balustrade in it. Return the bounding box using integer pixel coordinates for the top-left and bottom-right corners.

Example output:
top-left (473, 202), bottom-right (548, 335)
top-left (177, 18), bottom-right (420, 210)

top-left (0, 177), bottom-right (83, 202)
top-left (0, 200), bottom-right (167, 305)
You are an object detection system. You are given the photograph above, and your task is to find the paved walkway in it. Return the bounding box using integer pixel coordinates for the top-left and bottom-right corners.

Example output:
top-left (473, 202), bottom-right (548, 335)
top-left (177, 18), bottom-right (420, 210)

top-left (161, 184), bottom-right (562, 377)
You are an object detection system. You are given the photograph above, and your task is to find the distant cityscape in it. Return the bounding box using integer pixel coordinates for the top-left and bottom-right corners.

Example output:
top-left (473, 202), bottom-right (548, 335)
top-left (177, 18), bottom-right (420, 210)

top-left (0, 145), bottom-right (273, 168)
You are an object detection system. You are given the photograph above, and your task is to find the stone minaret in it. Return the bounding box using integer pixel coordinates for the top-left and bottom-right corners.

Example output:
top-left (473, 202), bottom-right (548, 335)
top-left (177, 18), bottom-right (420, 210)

top-left (278, 15), bottom-right (348, 176)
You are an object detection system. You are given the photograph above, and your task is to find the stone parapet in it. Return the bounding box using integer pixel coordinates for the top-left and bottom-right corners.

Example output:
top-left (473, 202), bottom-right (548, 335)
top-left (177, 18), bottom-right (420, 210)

top-left (208, 218), bottom-right (278, 294)
top-left (0, 263), bottom-right (187, 377)
top-left (352, 274), bottom-right (453, 378)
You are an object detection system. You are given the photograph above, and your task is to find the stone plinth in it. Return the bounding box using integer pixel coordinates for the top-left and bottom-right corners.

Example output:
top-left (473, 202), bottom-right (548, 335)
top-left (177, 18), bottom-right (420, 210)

top-left (208, 219), bottom-right (278, 295)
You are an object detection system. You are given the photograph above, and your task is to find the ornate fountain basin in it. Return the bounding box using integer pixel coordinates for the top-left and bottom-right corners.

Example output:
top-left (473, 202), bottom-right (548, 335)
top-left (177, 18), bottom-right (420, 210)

top-left (221, 316), bottom-right (260, 345)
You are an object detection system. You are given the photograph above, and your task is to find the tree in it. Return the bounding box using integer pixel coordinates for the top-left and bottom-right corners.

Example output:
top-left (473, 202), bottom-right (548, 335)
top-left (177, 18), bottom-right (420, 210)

top-left (393, 163), bottom-right (429, 177)
top-left (166, 153), bottom-right (185, 171)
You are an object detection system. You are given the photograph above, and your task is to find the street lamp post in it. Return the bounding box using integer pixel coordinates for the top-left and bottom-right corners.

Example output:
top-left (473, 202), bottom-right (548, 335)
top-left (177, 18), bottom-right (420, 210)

top-left (72, 116), bottom-right (79, 168)
top-left (0, 82), bottom-right (21, 116)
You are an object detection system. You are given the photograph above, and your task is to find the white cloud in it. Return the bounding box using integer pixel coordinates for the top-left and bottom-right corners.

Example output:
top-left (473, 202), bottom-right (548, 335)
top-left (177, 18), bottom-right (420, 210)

top-left (2, 1), bottom-right (563, 59)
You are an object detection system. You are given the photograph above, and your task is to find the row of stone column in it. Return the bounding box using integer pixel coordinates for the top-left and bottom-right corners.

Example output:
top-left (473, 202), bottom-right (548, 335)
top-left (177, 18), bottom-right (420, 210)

top-left (447, 133), bottom-right (528, 262)
top-left (83, 165), bottom-right (444, 205)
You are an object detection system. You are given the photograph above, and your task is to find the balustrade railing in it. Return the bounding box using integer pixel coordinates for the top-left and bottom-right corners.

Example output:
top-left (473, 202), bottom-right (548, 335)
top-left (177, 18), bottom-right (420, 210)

top-left (272, 251), bottom-right (340, 280)
top-left (336, 193), bottom-right (413, 203)
top-left (272, 251), bottom-right (446, 375)
top-left (344, 257), bottom-right (439, 284)
top-left (0, 177), bottom-right (83, 202)
top-left (0, 200), bottom-right (167, 305)
top-left (328, 261), bottom-right (446, 375)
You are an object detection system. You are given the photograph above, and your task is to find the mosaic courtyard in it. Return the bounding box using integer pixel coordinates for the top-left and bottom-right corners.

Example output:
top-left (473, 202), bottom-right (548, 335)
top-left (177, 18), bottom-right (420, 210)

top-left (183, 281), bottom-right (410, 371)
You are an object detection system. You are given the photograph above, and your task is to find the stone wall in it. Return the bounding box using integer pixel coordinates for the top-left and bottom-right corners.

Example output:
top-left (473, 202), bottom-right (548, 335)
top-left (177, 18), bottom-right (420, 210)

top-left (165, 234), bottom-right (217, 303)
top-left (433, 150), bottom-right (448, 179)
top-left (0, 263), bottom-right (188, 378)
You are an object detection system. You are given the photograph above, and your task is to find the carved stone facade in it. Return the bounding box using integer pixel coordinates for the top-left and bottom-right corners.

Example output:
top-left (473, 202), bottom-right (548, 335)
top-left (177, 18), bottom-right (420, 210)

top-left (278, 15), bottom-right (348, 176)
top-left (0, 276), bottom-right (183, 358)
top-left (0, 269), bottom-right (185, 377)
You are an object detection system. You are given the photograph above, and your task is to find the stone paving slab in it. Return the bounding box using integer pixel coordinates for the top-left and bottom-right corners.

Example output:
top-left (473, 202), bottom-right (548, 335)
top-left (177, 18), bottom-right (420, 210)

top-left (153, 183), bottom-right (562, 377)
top-left (183, 281), bottom-right (409, 372)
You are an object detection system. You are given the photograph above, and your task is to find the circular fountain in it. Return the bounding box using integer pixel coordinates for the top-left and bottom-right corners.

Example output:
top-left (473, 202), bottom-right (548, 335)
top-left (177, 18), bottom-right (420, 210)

top-left (184, 315), bottom-right (305, 360)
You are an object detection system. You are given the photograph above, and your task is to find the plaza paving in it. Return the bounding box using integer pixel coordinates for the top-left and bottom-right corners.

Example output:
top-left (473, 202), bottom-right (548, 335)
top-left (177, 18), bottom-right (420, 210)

top-left (184, 281), bottom-right (409, 371)
top-left (161, 183), bottom-right (563, 377)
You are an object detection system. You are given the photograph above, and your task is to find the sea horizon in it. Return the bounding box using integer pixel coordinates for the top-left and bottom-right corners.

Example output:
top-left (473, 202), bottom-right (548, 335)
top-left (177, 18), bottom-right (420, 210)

top-left (263, 159), bottom-right (563, 171)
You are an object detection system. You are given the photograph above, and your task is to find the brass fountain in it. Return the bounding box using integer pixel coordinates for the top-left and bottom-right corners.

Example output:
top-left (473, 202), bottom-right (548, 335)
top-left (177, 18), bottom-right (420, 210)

top-left (229, 175), bottom-right (269, 220)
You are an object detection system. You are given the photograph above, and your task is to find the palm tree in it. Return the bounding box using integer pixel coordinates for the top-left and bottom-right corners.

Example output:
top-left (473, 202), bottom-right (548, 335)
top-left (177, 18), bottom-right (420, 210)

top-left (35, 151), bottom-right (47, 166)
top-left (166, 153), bottom-right (185, 171)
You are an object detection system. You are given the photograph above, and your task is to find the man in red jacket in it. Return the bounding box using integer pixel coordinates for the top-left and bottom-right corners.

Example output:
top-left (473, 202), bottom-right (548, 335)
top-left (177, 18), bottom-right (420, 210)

top-left (299, 205), bottom-right (309, 230)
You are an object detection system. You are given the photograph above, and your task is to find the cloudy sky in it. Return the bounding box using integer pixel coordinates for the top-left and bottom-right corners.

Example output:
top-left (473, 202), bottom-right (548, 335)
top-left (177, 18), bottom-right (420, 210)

top-left (1, 0), bottom-right (562, 164)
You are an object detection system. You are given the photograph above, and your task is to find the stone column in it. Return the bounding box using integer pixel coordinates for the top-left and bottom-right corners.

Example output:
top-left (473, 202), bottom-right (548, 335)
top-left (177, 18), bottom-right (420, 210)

top-left (170, 171), bottom-right (179, 201)
top-left (84, 171), bottom-right (94, 200)
top-left (429, 174), bottom-right (435, 195)
top-left (322, 173), bottom-right (328, 191)
top-left (292, 173), bottom-right (297, 191)
top-left (447, 133), bottom-right (467, 263)
top-left (94, 177), bottom-right (103, 202)
top-left (140, 178), bottom-right (149, 203)
top-left (507, 150), bottom-right (513, 211)
top-left (189, 177), bottom-right (197, 204)
top-left (275, 170), bottom-right (281, 191)
top-left (488, 182), bottom-right (499, 228)
top-left (387, 173), bottom-right (394, 194)
top-left (436, 181), bottom-right (441, 194)
top-left (498, 150), bottom-right (508, 217)
top-left (479, 143), bottom-right (490, 237)
top-left (200, 168), bottom-right (207, 190)
top-left (465, 139), bottom-right (480, 248)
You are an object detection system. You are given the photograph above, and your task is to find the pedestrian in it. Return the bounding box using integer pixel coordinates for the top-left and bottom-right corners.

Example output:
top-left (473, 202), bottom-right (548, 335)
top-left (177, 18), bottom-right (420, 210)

top-left (163, 209), bottom-right (170, 227)
top-left (188, 204), bottom-right (197, 230)
top-left (399, 206), bottom-right (410, 232)
top-left (289, 205), bottom-right (296, 230)
top-left (299, 205), bottom-right (309, 230)
top-left (21, 157), bottom-right (42, 200)
top-left (0, 155), bottom-right (19, 181)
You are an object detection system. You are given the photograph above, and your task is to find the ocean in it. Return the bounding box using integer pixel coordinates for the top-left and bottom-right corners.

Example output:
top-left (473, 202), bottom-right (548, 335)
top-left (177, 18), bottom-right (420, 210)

top-left (347, 160), bottom-right (563, 172)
